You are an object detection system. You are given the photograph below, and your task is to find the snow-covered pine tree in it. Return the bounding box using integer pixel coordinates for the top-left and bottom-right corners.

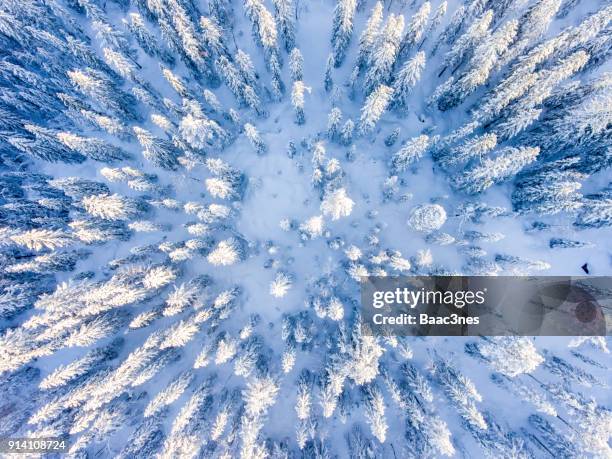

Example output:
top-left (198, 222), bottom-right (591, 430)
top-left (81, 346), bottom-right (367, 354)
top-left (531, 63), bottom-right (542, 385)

top-left (440, 10), bottom-right (493, 75)
top-left (575, 186), bottom-right (612, 228)
top-left (384, 127), bottom-right (400, 147)
top-left (398, 2), bottom-right (430, 60)
top-left (133, 127), bottom-right (180, 169)
top-left (452, 146), bottom-right (540, 194)
top-left (125, 13), bottom-right (175, 65)
top-left (392, 51), bottom-right (426, 108)
top-left (57, 132), bottom-right (131, 163)
top-left (421, 1), bottom-right (447, 49)
top-left (245, 0), bottom-right (281, 68)
top-left (437, 19), bottom-right (517, 110)
top-left (327, 107), bottom-right (343, 141)
top-left (331, 0), bottom-right (357, 67)
top-left (291, 80), bottom-right (310, 124)
top-left (436, 133), bottom-right (497, 168)
top-left (200, 16), bottom-right (229, 58)
top-left (359, 84), bottom-right (393, 134)
top-left (289, 47), bottom-right (304, 81)
top-left (364, 14), bottom-right (405, 94)
top-left (324, 54), bottom-right (334, 92)
top-left (356, 1), bottom-right (383, 70)
top-left (272, 0), bottom-right (295, 52)
top-left (512, 167), bottom-right (585, 215)
top-left (244, 123), bottom-right (268, 155)
top-left (391, 134), bottom-right (430, 172)
top-left (431, 4), bottom-right (466, 56)
top-left (478, 337), bottom-right (544, 377)
top-left (67, 68), bottom-right (139, 121)
top-left (8, 124), bottom-right (85, 163)
top-left (499, 0), bottom-right (562, 68)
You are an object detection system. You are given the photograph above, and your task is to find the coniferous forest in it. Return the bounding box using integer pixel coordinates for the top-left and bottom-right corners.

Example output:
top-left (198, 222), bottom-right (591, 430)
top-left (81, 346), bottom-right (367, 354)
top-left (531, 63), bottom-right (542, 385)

top-left (0, 0), bottom-right (610, 456)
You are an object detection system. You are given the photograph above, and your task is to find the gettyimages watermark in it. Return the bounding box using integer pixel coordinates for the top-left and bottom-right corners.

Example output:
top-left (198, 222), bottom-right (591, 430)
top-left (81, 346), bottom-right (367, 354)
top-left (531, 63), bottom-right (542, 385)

top-left (360, 276), bottom-right (611, 336)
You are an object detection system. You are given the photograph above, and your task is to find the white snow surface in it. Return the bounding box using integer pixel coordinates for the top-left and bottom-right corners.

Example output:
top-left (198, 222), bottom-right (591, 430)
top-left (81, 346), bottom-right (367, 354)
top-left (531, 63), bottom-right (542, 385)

top-left (0, 0), bottom-right (611, 457)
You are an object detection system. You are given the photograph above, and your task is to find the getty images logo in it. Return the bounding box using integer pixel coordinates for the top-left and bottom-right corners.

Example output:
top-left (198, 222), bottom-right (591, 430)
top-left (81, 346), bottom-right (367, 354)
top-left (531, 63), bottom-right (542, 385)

top-left (362, 276), bottom-right (609, 336)
top-left (371, 286), bottom-right (487, 309)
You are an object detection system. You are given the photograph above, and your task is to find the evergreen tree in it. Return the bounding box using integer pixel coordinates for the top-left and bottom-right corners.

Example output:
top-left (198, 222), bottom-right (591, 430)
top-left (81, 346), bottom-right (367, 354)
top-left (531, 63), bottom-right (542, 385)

top-left (161, 66), bottom-right (191, 97)
top-left (364, 14), bottom-right (405, 94)
top-left (205, 158), bottom-right (245, 200)
top-left (105, 47), bottom-right (142, 82)
top-left (289, 48), bottom-right (304, 82)
top-left (292, 81), bottom-right (310, 124)
top-left (245, 0), bottom-right (280, 67)
top-left (398, 2), bottom-right (430, 59)
top-left (170, 0), bottom-right (218, 83)
top-left (539, 87), bottom-right (612, 159)
top-left (441, 10), bottom-right (492, 74)
top-left (364, 384), bottom-right (388, 442)
top-left (179, 102), bottom-right (229, 150)
top-left (407, 203), bottom-right (447, 232)
top-left (437, 133), bottom-right (497, 168)
top-left (512, 169), bottom-right (585, 215)
top-left (269, 53), bottom-right (284, 100)
top-left (499, 0), bottom-right (562, 68)
top-left (324, 54), bottom-right (334, 92)
top-left (494, 50), bottom-right (589, 141)
top-left (575, 186), bottom-right (612, 228)
top-left (200, 16), bottom-right (229, 58)
top-left (125, 13), bottom-right (175, 65)
top-left (391, 134), bottom-right (430, 172)
top-left (392, 51), bottom-right (426, 108)
top-left (272, 0), bottom-right (295, 52)
top-left (340, 118), bottom-right (355, 145)
top-left (321, 188), bottom-right (354, 220)
top-left (92, 19), bottom-right (135, 57)
top-left (431, 358), bottom-right (487, 430)
top-left (549, 237), bottom-right (593, 249)
top-left (327, 107), bottom-right (343, 140)
top-left (244, 123), bottom-right (267, 155)
top-left (478, 337), bottom-right (544, 377)
top-left (133, 127), bottom-right (180, 170)
top-left (452, 146), bottom-right (540, 194)
top-left (356, 1), bottom-right (383, 70)
top-left (438, 19), bottom-right (517, 110)
top-left (208, 0), bottom-right (232, 25)
top-left (384, 127), bottom-right (400, 147)
top-left (203, 89), bottom-right (222, 113)
top-left (431, 5), bottom-right (466, 56)
top-left (359, 84), bottom-right (393, 134)
top-left (82, 193), bottom-right (148, 221)
top-left (10, 228), bottom-right (74, 252)
top-left (50, 177), bottom-right (111, 200)
top-left (8, 124), bottom-right (85, 163)
top-left (494, 254), bottom-right (551, 274)
top-left (56, 132), bottom-right (131, 163)
top-left (528, 414), bottom-right (577, 457)
top-left (421, 1), bottom-right (447, 49)
top-left (235, 49), bottom-right (259, 89)
top-left (243, 84), bottom-right (265, 117)
top-left (331, 0), bottom-right (357, 67)
top-left (286, 139), bottom-right (298, 158)
top-left (67, 68), bottom-right (139, 121)
top-left (216, 55), bottom-right (246, 102)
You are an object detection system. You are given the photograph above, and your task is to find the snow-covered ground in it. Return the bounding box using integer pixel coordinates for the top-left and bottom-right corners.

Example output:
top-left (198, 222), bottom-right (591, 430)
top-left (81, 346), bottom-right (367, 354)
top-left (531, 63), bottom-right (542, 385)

top-left (0, 0), bottom-right (610, 456)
